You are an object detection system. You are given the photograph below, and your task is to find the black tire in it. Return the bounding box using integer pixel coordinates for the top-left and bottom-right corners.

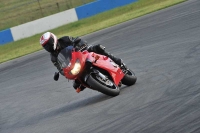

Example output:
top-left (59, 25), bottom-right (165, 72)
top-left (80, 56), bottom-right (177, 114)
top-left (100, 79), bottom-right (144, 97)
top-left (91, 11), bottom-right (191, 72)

top-left (86, 74), bottom-right (120, 96)
top-left (122, 69), bottom-right (137, 86)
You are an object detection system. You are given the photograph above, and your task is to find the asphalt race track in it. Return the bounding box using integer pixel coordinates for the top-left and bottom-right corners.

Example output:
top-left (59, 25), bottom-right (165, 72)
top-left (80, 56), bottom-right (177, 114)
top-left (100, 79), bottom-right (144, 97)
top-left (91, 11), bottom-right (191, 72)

top-left (1, 0), bottom-right (200, 133)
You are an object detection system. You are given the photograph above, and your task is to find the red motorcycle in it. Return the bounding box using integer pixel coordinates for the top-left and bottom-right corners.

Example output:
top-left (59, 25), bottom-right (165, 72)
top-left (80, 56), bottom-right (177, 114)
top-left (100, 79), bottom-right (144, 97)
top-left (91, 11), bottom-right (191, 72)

top-left (54, 38), bottom-right (137, 96)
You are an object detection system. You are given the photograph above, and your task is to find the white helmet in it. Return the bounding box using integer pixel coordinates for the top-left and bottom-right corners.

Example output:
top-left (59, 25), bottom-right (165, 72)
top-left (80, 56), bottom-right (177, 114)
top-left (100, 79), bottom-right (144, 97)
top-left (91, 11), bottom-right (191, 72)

top-left (40, 32), bottom-right (58, 52)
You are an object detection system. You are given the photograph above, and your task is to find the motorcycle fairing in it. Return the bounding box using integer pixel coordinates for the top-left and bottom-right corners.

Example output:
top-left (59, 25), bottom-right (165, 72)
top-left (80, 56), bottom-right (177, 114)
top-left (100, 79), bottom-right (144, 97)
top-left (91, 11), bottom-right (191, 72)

top-left (87, 52), bottom-right (124, 85)
top-left (63, 50), bottom-right (88, 80)
top-left (62, 49), bottom-right (124, 85)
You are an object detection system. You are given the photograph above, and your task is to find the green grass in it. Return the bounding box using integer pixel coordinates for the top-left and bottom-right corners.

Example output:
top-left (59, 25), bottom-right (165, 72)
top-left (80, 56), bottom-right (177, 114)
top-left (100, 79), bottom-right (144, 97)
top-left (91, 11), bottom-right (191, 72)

top-left (0, 0), bottom-right (186, 64)
top-left (0, 0), bottom-right (94, 30)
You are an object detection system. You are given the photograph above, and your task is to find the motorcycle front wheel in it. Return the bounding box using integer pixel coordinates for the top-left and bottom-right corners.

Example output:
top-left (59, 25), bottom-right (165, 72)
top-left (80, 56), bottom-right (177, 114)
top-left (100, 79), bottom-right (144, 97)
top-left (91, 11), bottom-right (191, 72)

top-left (86, 74), bottom-right (120, 96)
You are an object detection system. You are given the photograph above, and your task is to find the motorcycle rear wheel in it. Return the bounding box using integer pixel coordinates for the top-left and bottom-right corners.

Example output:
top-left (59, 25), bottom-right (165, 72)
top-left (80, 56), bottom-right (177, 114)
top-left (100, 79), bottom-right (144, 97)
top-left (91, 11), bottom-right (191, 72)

top-left (122, 69), bottom-right (137, 86)
top-left (86, 74), bottom-right (120, 96)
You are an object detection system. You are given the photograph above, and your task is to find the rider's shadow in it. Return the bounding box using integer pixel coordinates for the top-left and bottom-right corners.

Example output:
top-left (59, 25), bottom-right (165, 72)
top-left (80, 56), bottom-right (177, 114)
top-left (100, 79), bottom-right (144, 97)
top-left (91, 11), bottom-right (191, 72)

top-left (58, 93), bottom-right (111, 113)
top-left (15, 94), bottom-right (111, 128)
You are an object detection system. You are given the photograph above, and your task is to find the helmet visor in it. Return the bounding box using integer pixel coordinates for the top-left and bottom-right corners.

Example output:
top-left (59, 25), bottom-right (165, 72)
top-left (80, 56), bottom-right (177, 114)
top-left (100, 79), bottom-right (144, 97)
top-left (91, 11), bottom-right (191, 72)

top-left (43, 37), bottom-right (55, 52)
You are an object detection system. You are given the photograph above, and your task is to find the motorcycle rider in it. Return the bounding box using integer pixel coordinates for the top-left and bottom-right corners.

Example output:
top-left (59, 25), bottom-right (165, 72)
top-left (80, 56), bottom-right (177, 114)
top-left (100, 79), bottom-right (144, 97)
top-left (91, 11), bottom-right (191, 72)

top-left (40, 32), bottom-right (124, 93)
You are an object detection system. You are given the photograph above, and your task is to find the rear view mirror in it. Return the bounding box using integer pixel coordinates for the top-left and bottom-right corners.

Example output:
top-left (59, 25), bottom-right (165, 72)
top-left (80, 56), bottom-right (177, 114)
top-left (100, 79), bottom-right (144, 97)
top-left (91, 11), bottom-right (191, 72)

top-left (54, 72), bottom-right (59, 81)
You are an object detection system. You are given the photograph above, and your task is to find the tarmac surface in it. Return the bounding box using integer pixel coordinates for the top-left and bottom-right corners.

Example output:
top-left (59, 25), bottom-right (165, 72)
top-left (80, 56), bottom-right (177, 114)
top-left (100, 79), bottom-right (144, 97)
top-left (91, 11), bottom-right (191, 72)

top-left (0, 0), bottom-right (200, 132)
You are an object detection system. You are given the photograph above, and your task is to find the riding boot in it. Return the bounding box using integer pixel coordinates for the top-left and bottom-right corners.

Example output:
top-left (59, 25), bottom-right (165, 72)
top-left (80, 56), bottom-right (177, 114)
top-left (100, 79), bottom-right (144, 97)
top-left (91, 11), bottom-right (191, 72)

top-left (73, 80), bottom-right (86, 93)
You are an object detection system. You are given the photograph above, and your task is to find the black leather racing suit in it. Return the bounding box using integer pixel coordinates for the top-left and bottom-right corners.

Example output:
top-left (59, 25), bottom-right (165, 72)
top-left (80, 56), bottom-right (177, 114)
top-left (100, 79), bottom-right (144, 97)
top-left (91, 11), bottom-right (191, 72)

top-left (50, 36), bottom-right (122, 91)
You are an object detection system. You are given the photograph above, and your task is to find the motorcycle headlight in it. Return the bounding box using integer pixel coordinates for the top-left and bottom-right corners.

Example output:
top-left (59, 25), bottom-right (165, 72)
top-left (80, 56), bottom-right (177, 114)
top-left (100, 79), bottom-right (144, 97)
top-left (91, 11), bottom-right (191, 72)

top-left (71, 60), bottom-right (81, 75)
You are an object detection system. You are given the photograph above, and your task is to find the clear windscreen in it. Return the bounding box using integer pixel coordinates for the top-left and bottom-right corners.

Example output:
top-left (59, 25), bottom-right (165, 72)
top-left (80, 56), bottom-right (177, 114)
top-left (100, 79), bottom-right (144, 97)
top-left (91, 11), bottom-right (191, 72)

top-left (57, 46), bottom-right (73, 68)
